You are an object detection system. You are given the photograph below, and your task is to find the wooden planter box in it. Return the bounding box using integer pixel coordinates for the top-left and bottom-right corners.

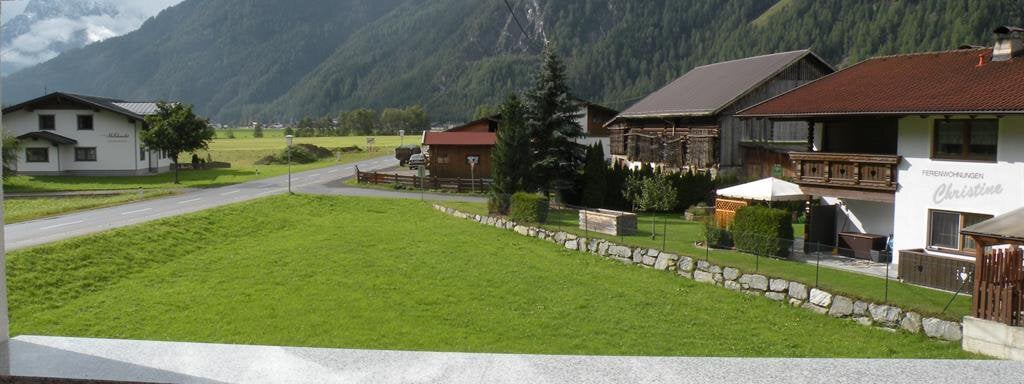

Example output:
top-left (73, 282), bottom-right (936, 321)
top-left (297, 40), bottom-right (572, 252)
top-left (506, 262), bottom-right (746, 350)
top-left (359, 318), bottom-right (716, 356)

top-left (579, 209), bottom-right (637, 236)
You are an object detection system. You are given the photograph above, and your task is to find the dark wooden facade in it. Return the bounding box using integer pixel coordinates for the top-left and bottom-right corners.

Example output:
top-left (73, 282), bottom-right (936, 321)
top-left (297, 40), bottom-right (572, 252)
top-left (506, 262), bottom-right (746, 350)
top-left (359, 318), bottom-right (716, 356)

top-left (427, 144), bottom-right (493, 179)
top-left (898, 249), bottom-right (976, 293)
top-left (609, 55), bottom-right (832, 173)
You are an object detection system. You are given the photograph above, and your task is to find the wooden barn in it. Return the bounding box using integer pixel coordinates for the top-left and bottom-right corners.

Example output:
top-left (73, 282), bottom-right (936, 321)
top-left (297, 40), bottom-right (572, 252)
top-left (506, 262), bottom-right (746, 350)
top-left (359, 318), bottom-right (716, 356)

top-left (607, 50), bottom-right (833, 176)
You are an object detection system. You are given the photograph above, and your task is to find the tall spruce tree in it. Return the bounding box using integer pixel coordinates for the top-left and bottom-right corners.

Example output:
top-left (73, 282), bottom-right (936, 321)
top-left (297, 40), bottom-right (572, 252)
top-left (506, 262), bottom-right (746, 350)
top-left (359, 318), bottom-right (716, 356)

top-left (490, 93), bottom-right (532, 213)
top-left (581, 142), bottom-right (607, 208)
top-left (525, 46), bottom-right (585, 197)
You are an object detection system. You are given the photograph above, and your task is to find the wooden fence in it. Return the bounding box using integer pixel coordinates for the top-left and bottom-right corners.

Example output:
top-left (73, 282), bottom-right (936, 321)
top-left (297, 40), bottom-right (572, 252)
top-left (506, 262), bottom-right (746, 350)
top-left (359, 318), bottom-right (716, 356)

top-left (356, 170), bottom-right (491, 193)
top-left (973, 247), bottom-right (1024, 326)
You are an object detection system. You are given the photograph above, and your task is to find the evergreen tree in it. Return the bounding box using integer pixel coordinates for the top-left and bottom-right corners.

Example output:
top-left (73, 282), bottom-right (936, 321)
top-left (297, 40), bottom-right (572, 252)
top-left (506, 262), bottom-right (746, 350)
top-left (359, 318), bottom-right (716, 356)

top-left (525, 46), bottom-right (585, 197)
top-left (490, 93), bottom-right (531, 213)
top-left (581, 142), bottom-right (607, 208)
top-left (252, 123), bottom-right (264, 138)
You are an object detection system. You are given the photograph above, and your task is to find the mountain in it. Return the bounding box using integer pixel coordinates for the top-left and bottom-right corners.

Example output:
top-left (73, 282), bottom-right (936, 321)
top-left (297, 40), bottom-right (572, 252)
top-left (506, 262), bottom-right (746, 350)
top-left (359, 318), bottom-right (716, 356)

top-left (1, 0), bottom-right (124, 76)
top-left (5, 0), bottom-right (1024, 123)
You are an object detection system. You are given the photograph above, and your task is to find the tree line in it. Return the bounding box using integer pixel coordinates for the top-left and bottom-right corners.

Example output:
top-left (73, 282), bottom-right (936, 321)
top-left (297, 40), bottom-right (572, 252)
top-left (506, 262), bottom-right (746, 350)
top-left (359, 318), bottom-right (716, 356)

top-left (284, 105), bottom-right (430, 137)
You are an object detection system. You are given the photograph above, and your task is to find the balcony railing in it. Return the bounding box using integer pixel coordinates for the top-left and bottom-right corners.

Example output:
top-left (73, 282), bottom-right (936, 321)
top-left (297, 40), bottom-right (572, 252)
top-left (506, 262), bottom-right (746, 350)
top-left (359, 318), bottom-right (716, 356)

top-left (789, 152), bottom-right (901, 195)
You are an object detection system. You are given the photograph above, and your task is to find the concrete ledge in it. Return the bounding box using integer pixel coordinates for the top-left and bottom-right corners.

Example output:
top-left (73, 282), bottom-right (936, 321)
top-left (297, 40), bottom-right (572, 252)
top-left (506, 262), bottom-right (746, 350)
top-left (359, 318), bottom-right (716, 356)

top-left (963, 316), bottom-right (1024, 360)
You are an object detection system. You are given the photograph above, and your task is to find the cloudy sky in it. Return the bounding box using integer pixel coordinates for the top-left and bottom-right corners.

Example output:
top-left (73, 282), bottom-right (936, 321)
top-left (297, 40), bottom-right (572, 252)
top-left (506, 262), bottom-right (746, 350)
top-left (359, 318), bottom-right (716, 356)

top-left (2, 0), bottom-right (185, 74)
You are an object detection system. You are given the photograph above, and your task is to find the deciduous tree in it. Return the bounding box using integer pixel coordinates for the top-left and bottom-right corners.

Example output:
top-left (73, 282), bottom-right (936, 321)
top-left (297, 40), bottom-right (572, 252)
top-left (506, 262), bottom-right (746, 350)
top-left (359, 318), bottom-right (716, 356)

top-left (141, 102), bottom-right (215, 184)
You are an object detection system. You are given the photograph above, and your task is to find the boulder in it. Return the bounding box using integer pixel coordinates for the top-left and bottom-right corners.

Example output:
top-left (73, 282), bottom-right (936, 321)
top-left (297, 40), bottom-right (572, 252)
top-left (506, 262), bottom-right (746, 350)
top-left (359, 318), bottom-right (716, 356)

top-left (642, 255), bottom-right (657, 266)
top-left (608, 245), bottom-right (632, 259)
top-left (597, 241), bottom-right (610, 256)
top-left (654, 253), bottom-right (678, 270)
top-left (708, 265), bottom-right (722, 275)
top-left (801, 302), bottom-right (828, 314)
top-left (738, 274), bottom-right (769, 291)
top-left (788, 282), bottom-right (809, 300)
top-left (852, 301), bottom-right (869, 316)
top-left (901, 312), bottom-right (922, 334)
top-left (765, 292), bottom-right (786, 301)
top-left (677, 257), bottom-right (695, 272)
top-left (769, 279), bottom-right (788, 292)
top-left (922, 318), bottom-right (962, 341)
top-left (693, 270), bottom-right (715, 284)
top-left (678, 269), bottom-right (693, 279)
top-left (788, 299), bottom-right (803, 307)
top-left (527, 227), bottom-right (537, 237)
top-left (513, 225), bottom-right (530, 236)
top-left (809, 289), bottom-right (832, 307)
top-left (724, 280), bottom-right (741, 290)
top-left (553, 232), bottom-right (568, 244)
top-left (723, 267), bottom-right (740, 281)
top-left (854, 317), bottom-right (873, 327)
top-left (868, 304), bottom-right (902, 326)
top-left (828, 295), bottom-right (854, 317)
top-left (697, 260), bottom-right (711, 272)
top-left (564, 239), bottom-right (579, 251)
top-left (632, 248), bottom-right (645, 264)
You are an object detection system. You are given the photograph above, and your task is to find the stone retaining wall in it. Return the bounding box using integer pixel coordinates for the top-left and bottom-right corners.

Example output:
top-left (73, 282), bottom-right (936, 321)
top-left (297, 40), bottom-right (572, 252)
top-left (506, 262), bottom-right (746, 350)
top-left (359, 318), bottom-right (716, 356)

top-left (433, 204), bottom-right (964, 343)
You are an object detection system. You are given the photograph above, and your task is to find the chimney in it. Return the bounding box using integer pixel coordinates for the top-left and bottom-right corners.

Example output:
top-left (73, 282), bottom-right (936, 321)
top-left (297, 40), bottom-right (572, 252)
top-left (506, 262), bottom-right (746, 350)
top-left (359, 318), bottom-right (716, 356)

top-left (992, 26), bottom-right (1024, 62)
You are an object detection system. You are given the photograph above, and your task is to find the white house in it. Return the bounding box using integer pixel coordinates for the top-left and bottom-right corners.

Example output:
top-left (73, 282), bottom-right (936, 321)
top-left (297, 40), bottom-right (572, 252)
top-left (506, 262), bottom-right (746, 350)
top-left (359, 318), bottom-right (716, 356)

top-left (740, 27), bottom-right (1024, 291)
top-left (4, 92), bottom-right (175, 176)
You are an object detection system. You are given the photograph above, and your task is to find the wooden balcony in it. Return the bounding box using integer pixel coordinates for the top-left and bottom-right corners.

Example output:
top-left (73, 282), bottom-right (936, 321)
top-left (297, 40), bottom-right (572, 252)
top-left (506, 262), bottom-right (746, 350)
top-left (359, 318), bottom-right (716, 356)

top-left (789, 152), bottom-right (901, 203)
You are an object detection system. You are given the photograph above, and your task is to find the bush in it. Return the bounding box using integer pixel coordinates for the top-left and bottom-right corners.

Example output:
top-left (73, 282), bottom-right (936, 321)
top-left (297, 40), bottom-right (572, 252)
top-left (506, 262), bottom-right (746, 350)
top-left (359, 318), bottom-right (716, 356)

top-left (701, 219), bottom-right (733, 249)
top-left (488, 193), bottom-right (511, 215)
top-left (508, 192), bottom-right (549, 223)
top-left (731, 206), bottom-right (794, 258)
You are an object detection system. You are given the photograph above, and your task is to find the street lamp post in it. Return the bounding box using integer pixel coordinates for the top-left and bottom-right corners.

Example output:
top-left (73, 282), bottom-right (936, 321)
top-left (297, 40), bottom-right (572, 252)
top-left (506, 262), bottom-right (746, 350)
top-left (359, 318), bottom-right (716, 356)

top-left (285, 134), bottom-right (293, 194)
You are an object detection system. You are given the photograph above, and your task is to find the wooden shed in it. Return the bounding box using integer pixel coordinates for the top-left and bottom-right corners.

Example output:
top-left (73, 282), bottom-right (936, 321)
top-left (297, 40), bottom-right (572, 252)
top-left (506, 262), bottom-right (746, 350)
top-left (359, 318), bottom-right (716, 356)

top-left (422, 131), bottom-right (495, 179)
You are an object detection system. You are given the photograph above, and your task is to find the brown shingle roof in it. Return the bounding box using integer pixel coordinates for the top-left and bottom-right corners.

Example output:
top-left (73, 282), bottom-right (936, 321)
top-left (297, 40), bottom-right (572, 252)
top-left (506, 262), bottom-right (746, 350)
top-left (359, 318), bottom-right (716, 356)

top-left (422, 131), bottom-right (496, 146)
top-left (740, 48), bottom-right (1024, 117)
top-left (616, 50), bottom-right (828, 119)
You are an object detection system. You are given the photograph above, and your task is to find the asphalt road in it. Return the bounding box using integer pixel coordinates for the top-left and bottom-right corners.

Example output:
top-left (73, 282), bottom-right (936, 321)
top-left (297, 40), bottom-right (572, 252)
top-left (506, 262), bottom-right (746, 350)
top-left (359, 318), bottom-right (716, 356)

top-left (4, 156), bottom-right (404, 251)
top-left (9, 335), bottom-right (1023, 384)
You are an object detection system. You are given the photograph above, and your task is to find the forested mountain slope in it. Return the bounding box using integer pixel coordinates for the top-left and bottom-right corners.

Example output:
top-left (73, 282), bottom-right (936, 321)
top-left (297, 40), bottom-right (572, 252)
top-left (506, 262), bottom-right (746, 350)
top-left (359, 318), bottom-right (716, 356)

top-left (5, 0), bottom-right (1022, 123)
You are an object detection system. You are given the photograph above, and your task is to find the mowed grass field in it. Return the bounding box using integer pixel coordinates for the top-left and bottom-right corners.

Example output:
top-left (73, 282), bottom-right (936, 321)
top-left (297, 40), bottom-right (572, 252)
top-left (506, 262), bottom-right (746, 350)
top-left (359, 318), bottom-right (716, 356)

top-left (4, 135), bottom-right (402, 193)
top-left (441, 202), bottom-right (971, 321)
top-left (4, 191), bottom-right (176, 223)
top-left (7, 195), bottom-right (974, 358)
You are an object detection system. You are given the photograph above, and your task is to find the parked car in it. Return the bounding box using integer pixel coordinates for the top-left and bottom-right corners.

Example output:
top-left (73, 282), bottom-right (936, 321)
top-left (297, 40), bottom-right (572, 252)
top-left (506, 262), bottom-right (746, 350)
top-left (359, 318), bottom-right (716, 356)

top-left (395, 145), bottom-right (422, 166)
top-left (408, 153), bottom-right (426, 168)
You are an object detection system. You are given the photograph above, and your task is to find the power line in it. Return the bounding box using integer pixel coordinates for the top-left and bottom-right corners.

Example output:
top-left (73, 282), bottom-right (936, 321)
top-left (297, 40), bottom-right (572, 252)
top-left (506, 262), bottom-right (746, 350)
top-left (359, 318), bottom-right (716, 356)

top-left (502, 0), bottom-right (543, 52)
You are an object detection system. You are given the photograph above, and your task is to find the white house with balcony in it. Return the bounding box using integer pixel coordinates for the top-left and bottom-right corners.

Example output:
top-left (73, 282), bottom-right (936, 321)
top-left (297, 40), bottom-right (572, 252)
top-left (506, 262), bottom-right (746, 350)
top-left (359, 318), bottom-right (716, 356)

top-left (740, 27), bottom-right (1024, 292)
top-left (3, 92), bottom-right (175, 176)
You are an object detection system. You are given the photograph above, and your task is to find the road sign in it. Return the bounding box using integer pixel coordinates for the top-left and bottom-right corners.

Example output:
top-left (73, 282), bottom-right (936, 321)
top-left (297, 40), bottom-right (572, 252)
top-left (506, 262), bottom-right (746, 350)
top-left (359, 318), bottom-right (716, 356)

top-left (467, 155), bottom-right (480, 165)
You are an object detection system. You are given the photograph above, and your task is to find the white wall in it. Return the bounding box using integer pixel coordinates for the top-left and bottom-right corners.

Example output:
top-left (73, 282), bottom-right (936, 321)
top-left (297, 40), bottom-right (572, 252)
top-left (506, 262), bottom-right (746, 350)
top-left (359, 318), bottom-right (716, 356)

top-left (6, 108), bottom-right (172, 174)
top-left (822, 197), bottom-right (895, 239)
top-left (892, 115), bottom-right (1024, 262)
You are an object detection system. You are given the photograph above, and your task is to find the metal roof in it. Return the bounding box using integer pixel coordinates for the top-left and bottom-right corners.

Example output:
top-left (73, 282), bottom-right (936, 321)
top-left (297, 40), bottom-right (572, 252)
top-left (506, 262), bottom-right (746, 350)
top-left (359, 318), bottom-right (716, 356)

top-left (112, 102), bottom-right (161, 116)
top-left (962, 207), bottom-right (1024, 243)
top-left (3, 92), bottom-right (165, 120)
top-left (616, 50), bottom-right (827, 119)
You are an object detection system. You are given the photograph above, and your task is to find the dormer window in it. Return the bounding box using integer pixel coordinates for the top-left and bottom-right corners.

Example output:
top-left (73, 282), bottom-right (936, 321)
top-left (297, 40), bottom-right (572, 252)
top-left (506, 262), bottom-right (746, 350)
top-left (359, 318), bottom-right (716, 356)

top-left (77, 115), bottom-right (94, 131)
top-left (38, 115), bottom-right (55, 130)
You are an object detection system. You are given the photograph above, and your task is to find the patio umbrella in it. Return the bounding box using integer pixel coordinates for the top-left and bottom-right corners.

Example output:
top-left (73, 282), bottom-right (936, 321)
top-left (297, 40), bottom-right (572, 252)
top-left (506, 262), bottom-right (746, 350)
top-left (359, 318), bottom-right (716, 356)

top-left (716, 177), bottom-right (807, 206)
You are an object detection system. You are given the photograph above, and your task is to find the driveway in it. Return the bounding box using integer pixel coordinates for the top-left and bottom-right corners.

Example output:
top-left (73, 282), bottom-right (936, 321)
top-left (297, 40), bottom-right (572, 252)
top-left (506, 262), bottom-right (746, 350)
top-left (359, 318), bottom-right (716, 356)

top-left (5, 156), bottom-right (488, 251)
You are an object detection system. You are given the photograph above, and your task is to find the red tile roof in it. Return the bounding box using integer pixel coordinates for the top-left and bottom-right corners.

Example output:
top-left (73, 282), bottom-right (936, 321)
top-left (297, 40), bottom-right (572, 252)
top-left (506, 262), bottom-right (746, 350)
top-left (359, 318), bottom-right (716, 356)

top-left (422, 131), bottom-right (496, 146)
top-left (740, 48), bottom-right (1024, 117)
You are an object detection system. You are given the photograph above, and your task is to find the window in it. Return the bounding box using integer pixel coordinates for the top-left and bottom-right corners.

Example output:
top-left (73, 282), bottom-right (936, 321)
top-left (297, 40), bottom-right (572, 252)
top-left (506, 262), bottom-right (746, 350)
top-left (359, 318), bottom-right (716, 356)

top-left (38, 115), bottom-right (55, 130)
top-left (436, 152), bottom-right (449, 164)
top-left (928, 210), bottom-right (993, 253)
top-left (25, 148), bottom-right (48, 163)
top-left (77, 115), bottom-right (94, 130)
top-left (75, 147), bottom-right (97, 162)
top-left (933, 119), bottom-right (998, 161)
top-left (140, 147), bottom-right (146, 161)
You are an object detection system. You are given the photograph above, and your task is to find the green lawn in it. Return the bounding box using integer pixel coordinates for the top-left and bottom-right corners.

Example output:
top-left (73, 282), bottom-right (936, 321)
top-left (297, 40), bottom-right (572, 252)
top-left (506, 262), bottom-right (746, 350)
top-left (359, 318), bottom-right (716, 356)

top-left (5, 191), bottom-right (176, 223)
top-left (5, 145), bottom-right (392, 193)
top-left (7, 195), bottom-right (973, 358)
top-left (444, 203), bottom-right (970, 321)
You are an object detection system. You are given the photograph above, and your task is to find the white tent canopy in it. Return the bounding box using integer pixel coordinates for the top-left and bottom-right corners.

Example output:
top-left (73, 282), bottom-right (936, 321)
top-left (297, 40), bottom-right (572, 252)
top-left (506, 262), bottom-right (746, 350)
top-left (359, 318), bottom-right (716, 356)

top-left (716, 177), bottom-right (807, 202)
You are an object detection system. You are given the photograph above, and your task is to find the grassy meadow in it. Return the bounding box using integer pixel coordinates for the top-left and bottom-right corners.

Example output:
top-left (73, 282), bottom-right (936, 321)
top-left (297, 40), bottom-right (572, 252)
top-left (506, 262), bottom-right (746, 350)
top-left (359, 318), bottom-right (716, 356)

top-left (441, 202), bottom-right (971, 321)
top-left (4, 134), bottom-right (403, 193)
top-left (4, 191), bottom-right (176, 224)
top-left (7, 195), bottom-right (974, 358)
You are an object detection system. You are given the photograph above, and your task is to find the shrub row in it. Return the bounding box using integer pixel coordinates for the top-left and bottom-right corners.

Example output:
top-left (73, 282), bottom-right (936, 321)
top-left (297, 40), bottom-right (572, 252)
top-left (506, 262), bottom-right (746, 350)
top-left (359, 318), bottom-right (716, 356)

top-left (508, 192), bottom-right (549, 223)
top-left (731, 206), bottom-right (794, 258)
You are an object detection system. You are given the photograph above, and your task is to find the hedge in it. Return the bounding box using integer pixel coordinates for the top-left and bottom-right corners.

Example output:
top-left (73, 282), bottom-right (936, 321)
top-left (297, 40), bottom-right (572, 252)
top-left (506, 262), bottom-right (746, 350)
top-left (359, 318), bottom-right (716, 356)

top-left (731, 205), bottom-right (794, 258)
top-left (508, 192), bottom-right (549, 223)
top-left (701, 219), bottom-right (733, 249)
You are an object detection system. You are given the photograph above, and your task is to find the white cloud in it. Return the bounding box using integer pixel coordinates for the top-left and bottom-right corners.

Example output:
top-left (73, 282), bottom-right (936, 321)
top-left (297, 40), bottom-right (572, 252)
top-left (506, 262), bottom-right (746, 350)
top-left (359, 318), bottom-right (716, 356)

top-left (1, 0), bottom-right (185, 74)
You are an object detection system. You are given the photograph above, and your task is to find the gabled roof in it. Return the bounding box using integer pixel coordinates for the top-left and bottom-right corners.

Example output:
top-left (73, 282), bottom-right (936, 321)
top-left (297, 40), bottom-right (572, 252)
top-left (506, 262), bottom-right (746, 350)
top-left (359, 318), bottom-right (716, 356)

top-left (962, 206), bottom-right (1024, 244)
top-left (615, 50), bottom-right (831, 120)
top-left (423, 131), bottom-right (496, 146)
top-left (447, 114), bottom-right (501, 132)
top-left (17, 131), bottom-right (77, 145)
top-left (740, 48), bottom-right (1024, 118)
top-left (3, 92), bottom-right (163, 120)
